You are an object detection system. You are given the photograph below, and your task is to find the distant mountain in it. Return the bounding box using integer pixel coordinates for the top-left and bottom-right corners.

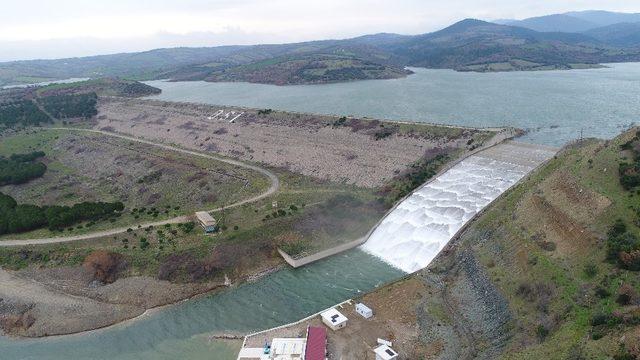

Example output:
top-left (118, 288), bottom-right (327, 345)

top-left (500, 10), bottom-right (640, 33)
top-left (567, 10), bottom-right (640, 27)
top-left (501, 14), bottom-right (599, 33)
top-left (585, 22), bottom-right (640, 47)
top-left (2, 16), bottom-right (640, 86)
top-left (370, 19), bottom-right (619, 71)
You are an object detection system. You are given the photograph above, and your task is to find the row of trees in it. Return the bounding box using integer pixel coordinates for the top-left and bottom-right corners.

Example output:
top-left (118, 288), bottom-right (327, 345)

top-left (0, 92), bottom-right (99, 128)
top-left (0, 100), bottom-right (50, 127)
top-left (0, 151), bottom-right (47, 186)
top-left (0, 191), bottom-right (124, 235)
top-left (39, 92), bottom-right (98, 119)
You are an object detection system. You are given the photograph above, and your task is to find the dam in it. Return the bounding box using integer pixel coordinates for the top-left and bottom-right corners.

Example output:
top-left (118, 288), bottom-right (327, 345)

top-left (361, 141), bottom-right (557, 273)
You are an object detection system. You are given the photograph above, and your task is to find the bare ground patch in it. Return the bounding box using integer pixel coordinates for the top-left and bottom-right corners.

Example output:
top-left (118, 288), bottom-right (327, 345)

top-left (95, 98), bottom-right (491, 188)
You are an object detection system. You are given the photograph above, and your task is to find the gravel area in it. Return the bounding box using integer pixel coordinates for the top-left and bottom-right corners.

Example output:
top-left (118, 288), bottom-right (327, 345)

top-left (0, 266), bottom-right (222, 337)
top-left (95, 98), bottom-right (483, 188)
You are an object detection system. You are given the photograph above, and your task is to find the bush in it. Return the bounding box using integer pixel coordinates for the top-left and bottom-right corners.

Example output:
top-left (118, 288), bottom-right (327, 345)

top-left (38, 92), bottom-right (98, 119)
top-left (139, 237), bottom-right (150, 250)
top-left (82, 251), bottom-right (126, 283)
top-left (595, 287), bottom-right (611, 299)
top-left (379, 150), bottom-right (451, 206)
top-left (619, 250), bottom-right (640, 271)
top-left (616, 284), bottom-right (637, 306)
top-left (0, 152), bottom-right (47, 186)
top-left (584, 262), bottom-right (599, 278)
top-left (178, 222), bottom-right (195, 234)
top-left (591, 312), bottom-right (622, 327)
top-left (535, 324), bottom-right (549, 341)
top-left (606, 221), bottom-right (640, 269)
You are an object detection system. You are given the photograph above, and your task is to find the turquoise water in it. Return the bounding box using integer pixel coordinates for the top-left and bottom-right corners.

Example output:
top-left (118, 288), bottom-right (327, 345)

top-left (0, 250), bottom-right (404, 359)
top-left (146, 63), bottom-right (640, 146)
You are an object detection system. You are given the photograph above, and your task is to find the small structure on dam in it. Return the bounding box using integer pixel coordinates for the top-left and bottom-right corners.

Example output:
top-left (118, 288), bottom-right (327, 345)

top-left (355, 303), bottom-right (373, 319)
top-left (321, 308), bottom-right (348, 331)
top-left (361, 141), bottom-right (557, 273)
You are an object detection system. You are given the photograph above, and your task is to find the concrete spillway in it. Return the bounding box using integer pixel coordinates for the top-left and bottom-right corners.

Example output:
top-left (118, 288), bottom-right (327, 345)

top-left (361, 142), bottom-right (557, 273)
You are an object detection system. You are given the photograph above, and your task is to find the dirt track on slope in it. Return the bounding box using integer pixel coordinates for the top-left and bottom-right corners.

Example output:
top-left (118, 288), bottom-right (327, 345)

top-left (0, 127), bottom-right (279, 247)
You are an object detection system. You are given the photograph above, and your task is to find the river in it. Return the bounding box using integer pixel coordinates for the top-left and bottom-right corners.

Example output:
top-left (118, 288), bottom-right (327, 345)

top-left (2, 64), bottom-right (639, 359)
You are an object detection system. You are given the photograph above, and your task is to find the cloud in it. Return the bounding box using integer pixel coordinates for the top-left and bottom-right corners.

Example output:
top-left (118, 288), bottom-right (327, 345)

top-left (1, 0), bottom-right (638, 60)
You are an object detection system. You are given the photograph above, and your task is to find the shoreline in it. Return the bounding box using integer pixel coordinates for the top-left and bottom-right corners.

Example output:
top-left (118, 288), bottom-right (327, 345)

top-left (140, 93), bottom-right (511, 133)
top-left (0, 262), bottom-right (286, 341)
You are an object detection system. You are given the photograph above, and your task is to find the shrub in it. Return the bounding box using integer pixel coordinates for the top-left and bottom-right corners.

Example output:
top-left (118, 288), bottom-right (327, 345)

top-left (595, 287), bottom-right (611, 299)
top-left (0, 152), bottom-right (47, 186)
top-left (535, 324), bottom-right (549, 341)
top-left (584, 262), bottom-right (599, 278)
top-left (619, 250), bottom-right (640, 271)
top-left (82, 251), bottom-right (127, 283)
top-left (616, 284), bottom-right (637, 306)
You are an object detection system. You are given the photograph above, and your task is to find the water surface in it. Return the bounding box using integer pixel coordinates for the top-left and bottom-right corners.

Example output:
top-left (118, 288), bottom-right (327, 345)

top-left (146, 63), bottom-right (640, 146)
top-left (0, 250), bottom-right (403, 359)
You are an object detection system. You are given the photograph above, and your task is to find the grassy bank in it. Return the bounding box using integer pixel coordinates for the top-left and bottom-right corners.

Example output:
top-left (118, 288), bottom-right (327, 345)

top-left (367, 130), bottom-right (640, 359)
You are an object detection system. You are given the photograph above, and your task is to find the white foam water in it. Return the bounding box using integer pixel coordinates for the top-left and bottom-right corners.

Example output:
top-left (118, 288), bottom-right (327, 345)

top-left (361, 151), bottom-right (550, 273)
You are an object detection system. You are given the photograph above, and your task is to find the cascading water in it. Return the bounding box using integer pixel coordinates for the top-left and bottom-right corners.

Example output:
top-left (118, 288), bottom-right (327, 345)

top-left (362, 142), bottom-right (557, 273)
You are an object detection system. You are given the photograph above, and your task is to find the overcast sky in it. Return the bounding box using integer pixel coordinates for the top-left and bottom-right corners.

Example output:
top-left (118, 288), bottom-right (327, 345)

top-left (1, 0), bottom-right (638, 61)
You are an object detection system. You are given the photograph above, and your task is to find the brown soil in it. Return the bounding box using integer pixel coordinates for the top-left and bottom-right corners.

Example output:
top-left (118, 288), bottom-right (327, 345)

top-left (516, 169), bottom-right (610, 257)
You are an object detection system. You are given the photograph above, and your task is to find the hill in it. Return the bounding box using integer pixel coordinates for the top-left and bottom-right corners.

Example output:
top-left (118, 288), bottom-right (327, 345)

top-left (585, 22), bottom-right (640, 47)
top-left (367, 129), bottom-right (640, 358)
top-left (501, 14), bottom-right (599, 33)
top-left (2, 17), bottom-right (640, 85)
top-left (501, 10), bottom-right (640, 33)
top-left (35, 78), bottom-right (161, 98)
top-left (567, 10), bottom-right (640, 27)
top-left (372, 19), bottom-right (623, 71)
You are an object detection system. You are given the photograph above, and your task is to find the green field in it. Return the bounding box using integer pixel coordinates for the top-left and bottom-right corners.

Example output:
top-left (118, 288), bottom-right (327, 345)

top-left (0, 127), bottom-right (390, 282)
top-left (0, 128), bottom-right (269, 239)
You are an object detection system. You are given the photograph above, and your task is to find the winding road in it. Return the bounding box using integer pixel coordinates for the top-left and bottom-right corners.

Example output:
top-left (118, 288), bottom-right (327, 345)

top-left (0, 127), bottom-right (280, 247)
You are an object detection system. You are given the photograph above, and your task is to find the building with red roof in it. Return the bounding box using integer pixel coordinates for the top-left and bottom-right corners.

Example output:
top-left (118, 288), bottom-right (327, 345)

top-left (304, 326), bottom-right (327, 360)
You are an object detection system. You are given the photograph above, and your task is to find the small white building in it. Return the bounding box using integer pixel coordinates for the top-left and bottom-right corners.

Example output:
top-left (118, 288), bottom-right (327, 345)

top-left (270, 338), bottom-right (306, 360)
top-left (195, 211), bottom-right (218, 234)
top-left (355, 303), bottom-right (373, 319)
top-left (320, 308), bottom-right (348, 331)
top-left (374, 345), bottom-right (398, 360)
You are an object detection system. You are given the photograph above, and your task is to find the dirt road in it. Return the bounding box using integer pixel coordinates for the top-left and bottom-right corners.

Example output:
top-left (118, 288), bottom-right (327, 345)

top-left (0, 127), bottom-right (280, 247)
